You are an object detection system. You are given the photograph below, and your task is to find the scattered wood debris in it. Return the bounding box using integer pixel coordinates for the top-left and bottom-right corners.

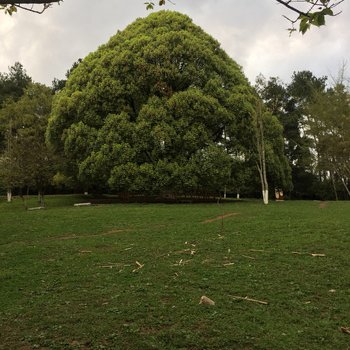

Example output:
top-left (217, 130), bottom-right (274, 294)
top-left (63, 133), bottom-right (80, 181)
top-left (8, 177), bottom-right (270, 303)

top-left (79, 250), bottom-right (92, 254)
top-left (132, 261), bottom-right (144, 272)
top-left (184, 242), bottom-right (196, 247)
top-left (173, 248), bottom-right (196, 255)
top-left (340, 326), bottom-right (350, 335)
top-left (310, 253), bottom-right (326, 257)
top-left (199, 295), bottom-right (215, 305)
top-left (231, 295), bottom-right (268, 305)
top-left (328, 289), bottom-right (336, 293)
top-left (223, 262), bottom-right (235, 266)
top-left (172, 259), bottom-right (192, 266)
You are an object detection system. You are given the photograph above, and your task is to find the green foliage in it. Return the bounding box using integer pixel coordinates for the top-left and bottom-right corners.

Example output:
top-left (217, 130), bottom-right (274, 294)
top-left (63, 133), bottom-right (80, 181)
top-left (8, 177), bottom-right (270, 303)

top-left (0, 62), bottom-right (32, 107)
top-left (0, 83), bottom-right (56, 196)
top-left (256, 71), bottom-right (329, 198)
top-left (306, 83), bottom-right (350, 197)
top-left (48, 11), bottom-right (258, 195)
top-left (0, 4), bottom-right (17, 15)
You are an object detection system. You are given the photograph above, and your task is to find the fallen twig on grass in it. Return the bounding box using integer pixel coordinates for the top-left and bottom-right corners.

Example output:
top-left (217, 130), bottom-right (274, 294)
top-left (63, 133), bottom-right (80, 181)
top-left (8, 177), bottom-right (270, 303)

top-left (172, 259), bottom-right (192, 266)
top-left (74, 202), bottom-right (92, 207)
top-left (292, 252), bottom-right (326, 257)
top-left (340, 326), bottom-right (350, 335)
top-left (241, 255), bottom-right (256, 260)
top-left (132, 261), bottom-right (144, 272)
top-left (28, 206), bottom-right (45, 211)
top-left (310, 253), bottom-right (326, 257)
top-left (223, 262), bottom-right (235, 266)
top-left (230, 295), bottom-right (268, 305)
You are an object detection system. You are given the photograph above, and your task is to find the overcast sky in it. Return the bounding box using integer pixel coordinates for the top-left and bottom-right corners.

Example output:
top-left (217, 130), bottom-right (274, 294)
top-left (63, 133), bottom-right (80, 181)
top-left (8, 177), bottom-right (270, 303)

top-left (0, 0), bottom-right (349, 86)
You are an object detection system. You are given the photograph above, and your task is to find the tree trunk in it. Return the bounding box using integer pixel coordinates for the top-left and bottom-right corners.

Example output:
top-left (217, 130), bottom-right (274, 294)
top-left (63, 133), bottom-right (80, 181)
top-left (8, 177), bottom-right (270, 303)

top-left (263, 189), bottom-right (269, 205)
top-left (38, 190), bottom-right (45, 207)
top-left (340, 177), bottom-right (350, 198)
top-left (7, 189), bottom-right (12, 202)
top-left (256, 101), bottom-right (269, 205)
top-left (330, 170), bottom-right (338, 201)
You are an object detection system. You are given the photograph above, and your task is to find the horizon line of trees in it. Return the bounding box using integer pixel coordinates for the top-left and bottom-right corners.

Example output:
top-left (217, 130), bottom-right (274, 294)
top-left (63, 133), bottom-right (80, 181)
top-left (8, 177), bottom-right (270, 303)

top-left (0, 13), bottom-right (349, 206)
top-left (1, 61), bottom-right (349, 205)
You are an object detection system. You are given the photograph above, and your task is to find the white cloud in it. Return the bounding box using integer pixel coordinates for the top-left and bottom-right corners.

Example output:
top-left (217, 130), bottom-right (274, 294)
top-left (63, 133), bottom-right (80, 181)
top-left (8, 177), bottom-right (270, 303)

top-left (0, 0), bottom-right (349, 85)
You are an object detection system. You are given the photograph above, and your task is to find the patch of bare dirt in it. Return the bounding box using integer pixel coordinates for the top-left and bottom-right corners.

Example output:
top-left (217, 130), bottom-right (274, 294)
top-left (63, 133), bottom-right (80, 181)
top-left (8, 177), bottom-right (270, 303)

top-left (202, 212), bottom-right (240, 224)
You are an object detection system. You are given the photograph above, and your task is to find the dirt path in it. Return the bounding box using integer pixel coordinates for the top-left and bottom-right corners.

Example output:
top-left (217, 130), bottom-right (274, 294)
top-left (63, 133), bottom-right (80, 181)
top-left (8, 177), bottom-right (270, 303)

top-left (202, 212), bottom-right (240, 224)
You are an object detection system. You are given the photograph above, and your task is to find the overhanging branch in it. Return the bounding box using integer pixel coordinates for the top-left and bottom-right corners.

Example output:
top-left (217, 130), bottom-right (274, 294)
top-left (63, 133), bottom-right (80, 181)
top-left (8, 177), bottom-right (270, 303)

top-left (0, 1), bottom-right (60, 3)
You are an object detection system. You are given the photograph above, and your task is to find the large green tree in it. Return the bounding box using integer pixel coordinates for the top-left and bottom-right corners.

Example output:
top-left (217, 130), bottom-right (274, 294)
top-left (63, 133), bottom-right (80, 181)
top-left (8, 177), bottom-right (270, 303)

top-left (257, 71), bottom-right (327, 198)
top-left (47, 11), bottom-right (263, 196)
top-left (0, 62), bottom-right (31, 107)
top-left (306, 83), bottom-right (350, 198)
top-left (0, 83), bottom-right (55, 205)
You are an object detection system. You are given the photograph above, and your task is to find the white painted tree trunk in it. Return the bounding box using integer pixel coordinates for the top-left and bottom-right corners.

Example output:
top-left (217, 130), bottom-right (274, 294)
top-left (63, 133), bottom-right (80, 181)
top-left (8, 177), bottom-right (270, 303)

top-left (7, 189), bottom-right (12, 203)
top-left (255, 101), bottom-right (269, 205)
top-left (262, 189), bottom-right (269, 205)
top-left (223, 186), bottom-right (227, 199)
top-left (341, 177), bottom-right (350, 198)
top-left (236, 193), bottom-right (240, 200)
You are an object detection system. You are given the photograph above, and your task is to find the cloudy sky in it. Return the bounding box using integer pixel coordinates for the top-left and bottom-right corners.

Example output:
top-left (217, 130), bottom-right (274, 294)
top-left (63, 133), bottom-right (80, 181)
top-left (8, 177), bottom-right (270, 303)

top-left (0, 0), bottom-right (349, 86)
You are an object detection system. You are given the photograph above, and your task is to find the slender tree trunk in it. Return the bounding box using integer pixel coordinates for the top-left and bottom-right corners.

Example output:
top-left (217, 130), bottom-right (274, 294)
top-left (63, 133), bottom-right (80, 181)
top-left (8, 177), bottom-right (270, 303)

top-left (340, 177), bottom-right (350, 198)
top-left (223, 186), bottom-right (227, 199)
top-left (7, 189), bottom-right (12, 202)
top-left (38, 190), bottom-right (45, 207)
top-left (256, 101), bottom-right (268, 205)
top-left (330, 170), bottom-right (338, 201)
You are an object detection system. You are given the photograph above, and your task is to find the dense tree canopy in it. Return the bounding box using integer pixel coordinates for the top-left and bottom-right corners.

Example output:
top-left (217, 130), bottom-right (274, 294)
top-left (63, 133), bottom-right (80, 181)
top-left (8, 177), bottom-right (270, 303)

top-left (48, 11), bottom-right (278, 195)
top-left (0, 83), bottom-right (55, 204)
top-left (306, 82), bottom-right (350, 197)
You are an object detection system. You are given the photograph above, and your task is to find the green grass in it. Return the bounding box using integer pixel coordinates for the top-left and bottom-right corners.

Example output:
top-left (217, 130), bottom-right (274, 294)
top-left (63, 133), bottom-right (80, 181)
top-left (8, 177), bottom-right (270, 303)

top-left (1, 196), bottom-right (350, 350)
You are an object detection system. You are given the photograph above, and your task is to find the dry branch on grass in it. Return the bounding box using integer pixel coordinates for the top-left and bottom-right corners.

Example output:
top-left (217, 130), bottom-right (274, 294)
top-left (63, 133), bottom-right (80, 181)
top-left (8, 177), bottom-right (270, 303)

top-left (231, 295), bottom-right (268, 305)
top-left (132, 261), bottom-right (144, 272)
top-left (28, 206), bottom-right (45, 211)
top-left (73, 202), bottom-right (92, 207)
top-left (340, 326), bottom-right (350, 335)
top-left (292, 252), bottom-right (326, 257)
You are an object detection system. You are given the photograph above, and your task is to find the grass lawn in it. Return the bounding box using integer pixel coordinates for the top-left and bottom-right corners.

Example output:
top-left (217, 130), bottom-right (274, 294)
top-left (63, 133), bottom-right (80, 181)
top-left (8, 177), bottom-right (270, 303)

top-left (1, 196), bottom-right (350, 349)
